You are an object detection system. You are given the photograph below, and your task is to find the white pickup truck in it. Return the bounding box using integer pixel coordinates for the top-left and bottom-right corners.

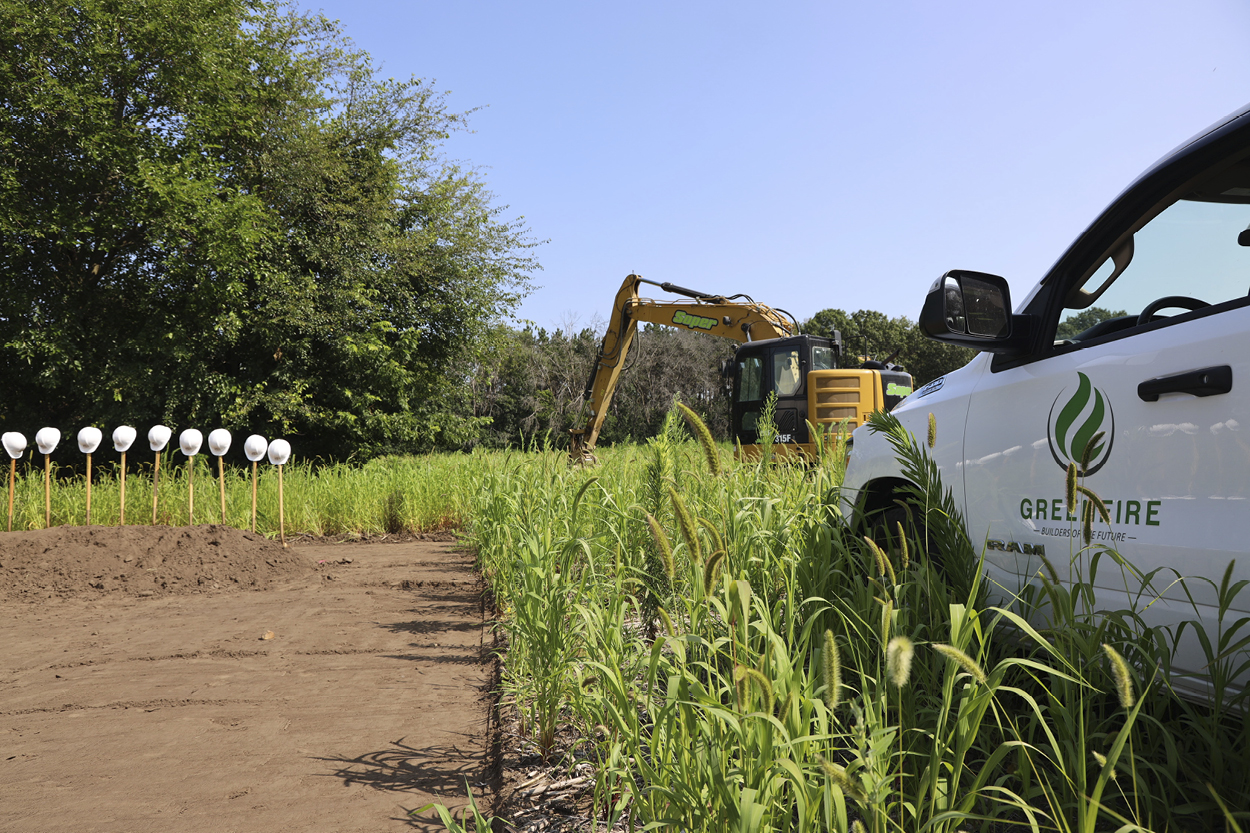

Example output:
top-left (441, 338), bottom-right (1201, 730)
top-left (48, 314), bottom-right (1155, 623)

top-left (843, 103), bottom-right (1250, 699)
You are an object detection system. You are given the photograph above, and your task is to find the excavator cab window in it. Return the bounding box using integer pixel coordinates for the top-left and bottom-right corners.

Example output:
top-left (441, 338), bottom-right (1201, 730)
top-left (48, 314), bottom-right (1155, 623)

top-left (736, 355), bottom-right (764, 403)
top-left (812, 345), bottom-right (836, 371)
top-left (772, 350), bottom-right (802, 396)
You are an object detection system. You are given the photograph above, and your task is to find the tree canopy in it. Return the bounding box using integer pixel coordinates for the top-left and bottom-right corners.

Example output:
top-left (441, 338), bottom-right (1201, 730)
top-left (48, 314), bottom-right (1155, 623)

top-left (802, 308), bottom-right (975, 386)
top-left (1055, 307), bottom-right (1129, 340)
top-left (0, 0), bottom-right (537, 460)
top-left (465, 308), bottom-right (975, 452)
top-left (470, 323), bottom-right (732, 450)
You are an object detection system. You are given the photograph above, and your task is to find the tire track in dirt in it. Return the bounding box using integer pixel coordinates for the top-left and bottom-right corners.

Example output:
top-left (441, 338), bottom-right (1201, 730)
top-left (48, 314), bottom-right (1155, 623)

top-left (3, 698), bottom-right (262, 715)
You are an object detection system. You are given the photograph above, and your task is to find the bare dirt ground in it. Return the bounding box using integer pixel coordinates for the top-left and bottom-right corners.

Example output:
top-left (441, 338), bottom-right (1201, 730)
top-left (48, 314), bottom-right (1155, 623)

top-left (0, 525), bottom-right (494, 833)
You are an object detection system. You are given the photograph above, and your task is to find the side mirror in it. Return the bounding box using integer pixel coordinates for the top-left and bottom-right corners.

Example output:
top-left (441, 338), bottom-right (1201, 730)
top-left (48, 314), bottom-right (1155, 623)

top-left (919, 270), bottom-right (1031, 354)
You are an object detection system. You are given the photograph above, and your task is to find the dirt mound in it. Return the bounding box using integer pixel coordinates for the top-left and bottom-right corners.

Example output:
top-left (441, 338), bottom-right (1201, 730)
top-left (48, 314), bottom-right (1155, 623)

top-left (0, 525), bottom-right (313, 603)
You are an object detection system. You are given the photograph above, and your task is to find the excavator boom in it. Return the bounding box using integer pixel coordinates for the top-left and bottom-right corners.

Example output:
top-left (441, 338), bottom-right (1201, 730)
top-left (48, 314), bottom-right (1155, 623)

top-left (570, 274), bottom-right (798, 462)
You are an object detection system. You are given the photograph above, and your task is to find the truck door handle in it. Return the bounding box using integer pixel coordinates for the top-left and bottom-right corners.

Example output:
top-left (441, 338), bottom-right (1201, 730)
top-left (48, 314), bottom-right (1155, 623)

top-left (1137, 365), bottom-right (1232, 402)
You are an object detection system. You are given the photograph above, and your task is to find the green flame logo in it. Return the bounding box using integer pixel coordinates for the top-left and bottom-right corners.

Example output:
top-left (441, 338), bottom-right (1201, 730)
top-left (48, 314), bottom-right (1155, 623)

top-left (1047, 372), bottom-right (1115, 475)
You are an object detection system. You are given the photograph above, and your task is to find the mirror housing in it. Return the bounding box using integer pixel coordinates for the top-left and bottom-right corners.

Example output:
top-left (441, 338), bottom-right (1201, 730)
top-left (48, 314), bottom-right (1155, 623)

top-left (919, 270), bottom-right (1033, 354)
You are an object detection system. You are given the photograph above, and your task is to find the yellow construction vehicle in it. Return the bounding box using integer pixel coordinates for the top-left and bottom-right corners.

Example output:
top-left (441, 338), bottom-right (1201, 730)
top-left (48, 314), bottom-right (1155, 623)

top-left (570, 274), bottom-right (914, 462)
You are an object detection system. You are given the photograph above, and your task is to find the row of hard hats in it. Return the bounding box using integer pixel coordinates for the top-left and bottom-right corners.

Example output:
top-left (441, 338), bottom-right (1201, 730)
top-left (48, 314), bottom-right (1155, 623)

top-left (1, 427), bottom-right (292, 465)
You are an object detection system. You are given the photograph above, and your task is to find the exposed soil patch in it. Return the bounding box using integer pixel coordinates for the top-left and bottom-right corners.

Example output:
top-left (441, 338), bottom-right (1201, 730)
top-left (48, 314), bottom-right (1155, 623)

top-left (0, 525), bottom-right (311, 602)
top-left (0, 527), bottom-right (492, 833)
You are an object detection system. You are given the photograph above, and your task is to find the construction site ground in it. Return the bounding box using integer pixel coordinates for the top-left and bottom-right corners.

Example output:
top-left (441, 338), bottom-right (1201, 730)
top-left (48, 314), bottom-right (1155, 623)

top-left (0, 525), bottom-right (493, 833)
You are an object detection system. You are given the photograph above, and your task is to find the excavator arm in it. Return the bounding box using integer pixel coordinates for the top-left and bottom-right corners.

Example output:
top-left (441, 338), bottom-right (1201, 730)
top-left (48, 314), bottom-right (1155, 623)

top-left (569, 274), bottom-right (798, 462)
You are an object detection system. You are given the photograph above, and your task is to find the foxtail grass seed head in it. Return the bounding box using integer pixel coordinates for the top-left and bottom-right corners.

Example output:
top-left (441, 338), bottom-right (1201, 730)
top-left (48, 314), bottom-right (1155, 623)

top-left (818, 757), bottom-right (866, 803)
top-left (822, 629), bottom-right (842, 711)
top-left (927, 412), bottom-right (937, 449)
top-left (698, 517), bottom-right (724, 556)
top-left (745, 667), bottom-right (775, 715)
top-left (734, 664), bottom-right (749, 711)
top-left (1102, 643), bottom-right (1135, 709)
top-left (896, 521), bottom-right (910, 570)
top-left (645, 513), bottom-right (676, 580)
top-left (702, 550), bottom-right (726, 597)
top-left (1038, 552), bottom-right (1061, 586)
top-left (886, 636), bottom-right (914, 688)
top-left (879, 597), bottom-right (894, 645)
top-left (863, 536), bottom-right (895, 585)
top-left (1077, 485), bottom-right (1110, 523)
top-left (1092, 751), bottom-right (1118, 781)
top-left (677, 402), bottom-right (721, 476)
top-left (1065, 461), bottom-right (1078, 514)
top-left (657, 606), bottom-right (677, 638)
top-left (1082, 499), bottom-right (1094, 545)
top-left (852, 821), bottom-right (868, 833)
top-left (1081, 430), bottom-right (1105, 471)
top-left (933, 643), bottom-right (987, 685)
top-left (668, 485), bottom-right (701, 563)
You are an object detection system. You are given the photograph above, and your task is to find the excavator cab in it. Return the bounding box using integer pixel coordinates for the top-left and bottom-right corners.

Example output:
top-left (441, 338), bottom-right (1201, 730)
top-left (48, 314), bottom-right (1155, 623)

top-left (732, 335), bottom-right (839, 447)
top-left (731, 333), bottom-right (914, 459)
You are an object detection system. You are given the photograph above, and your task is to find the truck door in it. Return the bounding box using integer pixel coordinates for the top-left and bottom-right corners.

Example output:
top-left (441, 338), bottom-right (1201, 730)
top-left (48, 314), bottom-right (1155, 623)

top-left (960, 189), bottom-right (1250, 693)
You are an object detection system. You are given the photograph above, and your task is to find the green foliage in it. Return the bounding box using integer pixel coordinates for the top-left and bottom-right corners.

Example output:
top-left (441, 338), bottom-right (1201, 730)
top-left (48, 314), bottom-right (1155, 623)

top-left (467, 403), bottom-right (1250, 833)
top-left (1, 449), bottom-right (484, 535)
top-left (804, 308), bottom-right (976, 386)
top-left (757, 391), bottom-right (778, 465)
top-left (0, 0), bottom-right (536, 460)
top-left (469, 322), bottom-right (733, 449)
top-left (1056, 306), bottom-right (1130, 340)
top-left (414, 784), bottom-right (503, 832)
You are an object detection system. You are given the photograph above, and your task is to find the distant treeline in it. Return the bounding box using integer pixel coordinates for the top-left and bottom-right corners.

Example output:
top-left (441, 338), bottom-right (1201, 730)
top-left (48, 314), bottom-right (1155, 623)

top-left (466, 310), bottom-right (978, 450)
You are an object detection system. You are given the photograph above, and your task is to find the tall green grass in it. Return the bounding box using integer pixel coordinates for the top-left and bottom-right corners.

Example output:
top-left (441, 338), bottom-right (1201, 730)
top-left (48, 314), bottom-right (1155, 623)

top-left (8, 418), bottom-right (1246, 831)
top-left (0, 451), bottom-right (491, 535)
top-left (460, 407), bottom-right (1249, 832)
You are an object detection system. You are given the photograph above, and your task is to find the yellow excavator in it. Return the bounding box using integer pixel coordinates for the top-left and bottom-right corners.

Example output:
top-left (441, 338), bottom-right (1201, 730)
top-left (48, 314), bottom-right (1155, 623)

top-left (569, 274), bottom-right (914, 463)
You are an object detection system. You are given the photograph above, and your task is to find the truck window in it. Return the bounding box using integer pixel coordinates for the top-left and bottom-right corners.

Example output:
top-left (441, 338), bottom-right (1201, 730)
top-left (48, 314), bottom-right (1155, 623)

top-left (1059, 180), bottom-right (1250, 343)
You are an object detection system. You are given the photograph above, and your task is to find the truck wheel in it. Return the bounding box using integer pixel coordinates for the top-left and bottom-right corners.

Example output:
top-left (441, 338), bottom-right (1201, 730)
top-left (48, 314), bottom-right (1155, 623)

top-left (855, 479), bottom-right (938, 569)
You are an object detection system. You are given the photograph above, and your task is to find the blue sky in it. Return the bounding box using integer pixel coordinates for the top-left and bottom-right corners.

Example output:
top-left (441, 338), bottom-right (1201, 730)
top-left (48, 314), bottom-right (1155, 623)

top-left (298, 0), bottom-right (1250, 332)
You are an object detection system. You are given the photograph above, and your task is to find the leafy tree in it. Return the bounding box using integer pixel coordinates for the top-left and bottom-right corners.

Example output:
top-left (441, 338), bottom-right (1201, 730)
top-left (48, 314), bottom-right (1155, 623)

top-left (469, 325), bottom-right (601, 449)
top-left (0, 0), bottom-right (536, 460)
top-left (601, 324), bottom-right (732, 444)
top-left (803, 309), bottom-right (974, 386)
top-left (898, 333), bottom-right (977, 388)
top-left (469, 323), bottom-right (733, 449)
top-left (1055, 307), bottom-right (1129, 340)
top-left (805, 308), bottom-right (911, 364)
